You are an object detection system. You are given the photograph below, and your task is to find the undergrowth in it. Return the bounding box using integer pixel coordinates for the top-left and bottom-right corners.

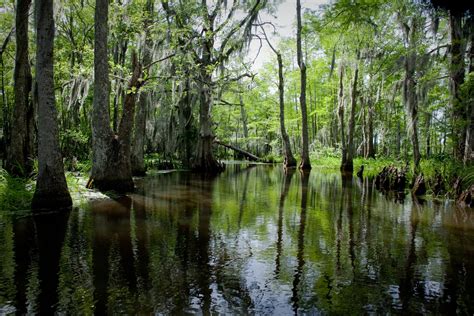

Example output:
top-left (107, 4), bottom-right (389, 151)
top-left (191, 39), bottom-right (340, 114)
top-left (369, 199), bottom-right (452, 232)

top-left (0, 169), bottom-right (34, 217)
top-left (0, 167), bottom-right (91, 216)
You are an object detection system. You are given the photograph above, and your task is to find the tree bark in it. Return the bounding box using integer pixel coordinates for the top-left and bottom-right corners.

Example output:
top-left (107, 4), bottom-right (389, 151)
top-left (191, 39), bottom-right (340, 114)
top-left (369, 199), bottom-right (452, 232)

top-left (261, 25), bottom-right (296, 167)
top-left (449, 11), bottom-right (467, 161)
top-left (338, 65), bottom-right (347, 156)
top-left (89, 0), bottom-right (142, 192)
top-left (90, 0), bottom-right (115, 189)
top-left (1, 30), bottom-right (14, 160)
top-left (115, 53), bottom-right (142, 182)
top-left (341, 57), bottom-right (359, 172)
top-left (277, 53), bottom-right (297, 168)
top-left (131, 0), bottom-right (153, 176)
top-left (367, 97), bottom-right (375, 158)
top-left (404, 53), bottom-right (421, 171)
top-left (464, 20), bottom-right (474, 164)
top-left (6, 0), bottom-right (35, 177)
top-left (193, 70), bottom-right (223, 173)
top-left (296, 0), bottom-right (311, 170)
top-left (32, 0), bottom-right (72, 209)
top-left (402, 18), bottom-right (421, 171)
top-left (177, 78), bottom-right (194, 167)
top-left (239, 94), bottom-right (248, 139)
top-left (425, 112), bottom-right (432, 158)
top-left (338, 65), bottom-right (346, 167)
top-left (131, 90), bottom-right (147, 176)
top-left (191, 17), bottom-right (223, 173)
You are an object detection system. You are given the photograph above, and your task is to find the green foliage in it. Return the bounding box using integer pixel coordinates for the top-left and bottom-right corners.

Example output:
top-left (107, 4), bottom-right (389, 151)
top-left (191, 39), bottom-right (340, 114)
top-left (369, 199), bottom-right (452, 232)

top-left (60, 129), bottom-right (90, 161)
top-left (0, 0), bottom-right (470, 206)
top-left (353, 157), bottom-right (407, 177)
top-left (144, 153), bottom-right (182, 170)
top-left (461, 167), bottom-right (474, 188)
top-left (0, 169), bottom-right (34, 216)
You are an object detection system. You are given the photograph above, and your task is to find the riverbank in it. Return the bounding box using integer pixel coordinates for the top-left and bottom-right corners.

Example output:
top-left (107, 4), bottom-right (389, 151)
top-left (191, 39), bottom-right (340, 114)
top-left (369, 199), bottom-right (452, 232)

top-left (1, 156), bottom-right (473, 216)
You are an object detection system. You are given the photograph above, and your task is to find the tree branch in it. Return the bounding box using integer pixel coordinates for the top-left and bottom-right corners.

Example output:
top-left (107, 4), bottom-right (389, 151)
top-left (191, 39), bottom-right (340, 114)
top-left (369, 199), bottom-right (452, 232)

top-left (143, 53), bottom-right (176, 69)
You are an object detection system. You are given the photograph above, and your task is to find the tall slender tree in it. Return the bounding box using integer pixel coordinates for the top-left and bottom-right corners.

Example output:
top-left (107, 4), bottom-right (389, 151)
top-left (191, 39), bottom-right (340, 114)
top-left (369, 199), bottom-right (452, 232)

top-left (431, 0), bottom-right (473, 162)
top-left (90, 0), bottom-right (114, 190)
top-left (337, 64), bottom-right (346, 167)
top-left (448, 10), bottom-right (468, 161)
top-left (261, 26), bottom-right (297, 168)
top-left (341, 54), bottom-right (359, 172)
top-left (464, 26), bottom-right (474, 164)
top-left (131, 0), bottom-right (154, 176)
top-left (31, 0), bottom-right (72, 209)
top-left (398, 9), bottom-right (422, 171)
top-left (5, 0), bottom-right (35, 177)
top-left (296, 0), bottom-right (311, 170)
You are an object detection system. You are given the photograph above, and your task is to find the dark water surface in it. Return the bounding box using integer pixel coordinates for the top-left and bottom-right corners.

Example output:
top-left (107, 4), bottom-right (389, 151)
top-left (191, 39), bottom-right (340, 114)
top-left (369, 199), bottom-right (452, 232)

top-left (1, 164), bottom-right (474, 314)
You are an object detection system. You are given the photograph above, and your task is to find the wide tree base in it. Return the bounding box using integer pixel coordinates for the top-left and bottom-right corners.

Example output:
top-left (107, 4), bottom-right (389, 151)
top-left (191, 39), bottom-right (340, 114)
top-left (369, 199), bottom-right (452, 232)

top-left (340, 161), bottom-right (353, 173)
top-left (191, 158), bottom-right (225, 174)
top-left (299, 158), bottom-right (312, 170)
top-left (31, 190), bottom-right (72, 211)
top-left (192, 135), bottom-right (225, 174)
top-left (284, 155), bottom-right (297, 168)
top-left (87, 177), bottom-right (135, 193)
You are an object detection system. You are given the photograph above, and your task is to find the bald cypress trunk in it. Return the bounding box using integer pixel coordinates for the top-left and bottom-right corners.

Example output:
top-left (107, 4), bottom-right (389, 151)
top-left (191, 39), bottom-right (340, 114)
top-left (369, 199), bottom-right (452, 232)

top-left (341, 58), bottom-right (359, 173)
top-left (277, 53), bottom-right (297, 168)
top-left (367, 97), bottom-right (375, 158)
top-left (464, 19), bottom-right (474, 164)
top-left (131, 0), bottom-right (153, 176)
top-left (404, 50), bottom-right (421, 171)
top-left (193, 69), bottom-right (223, 173)
top-left (6, 0), bottom-right (35, 177)
top-left (401, 17), bottom-right (421, 171)
top-left (89, 0), bottom-right (142, 192)
top-left (31, 0), bottom-right (72, 209)
top-left (90, 0), bottom-right (113, 182)
top-left (403, 53), bottom-right (421, 170)
top-left (262, 27), bottom-right (296, 168)
top-left (296, 0), bottom-right (311, 170)
top-left (131, 91), bottom-right (147, 176)
top-left (192, 23), bottom-right (223, 173)
top-left (449, 11), bottom-right (468, 161)
top-left (338, 66), bottom-right (346, 168)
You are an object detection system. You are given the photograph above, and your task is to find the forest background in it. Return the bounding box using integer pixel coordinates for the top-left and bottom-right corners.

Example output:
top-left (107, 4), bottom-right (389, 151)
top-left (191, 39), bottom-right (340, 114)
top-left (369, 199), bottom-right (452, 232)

top-left (0, 0), bottom-right (473, 209)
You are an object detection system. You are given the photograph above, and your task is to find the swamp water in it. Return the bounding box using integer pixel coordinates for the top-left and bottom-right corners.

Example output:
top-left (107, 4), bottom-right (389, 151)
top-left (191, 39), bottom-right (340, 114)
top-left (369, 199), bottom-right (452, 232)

top-left (0, 164), bottom-right (473, 314)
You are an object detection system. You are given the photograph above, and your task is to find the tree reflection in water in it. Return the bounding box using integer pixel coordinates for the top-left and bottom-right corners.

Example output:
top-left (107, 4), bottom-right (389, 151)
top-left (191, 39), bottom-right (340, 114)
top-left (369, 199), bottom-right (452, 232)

top-left (1, 165), bottom-right (474, 314)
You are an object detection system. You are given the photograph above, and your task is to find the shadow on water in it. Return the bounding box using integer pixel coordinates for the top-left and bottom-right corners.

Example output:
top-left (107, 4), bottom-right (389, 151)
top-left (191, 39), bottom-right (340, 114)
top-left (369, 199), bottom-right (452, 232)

top-left (291, 169), bottom-right (310, 314)
top-left (1, 164), bottom-right (474, 314)
top-left (11, 208), bottom-right (70, 314)
top-left (275, 168), bottom-right (295, 277)
top-left (92, 196), bottom-right (136, 314)
top-left (91, 193), bottom-right (154, 314)
top-left (344, 174), bottom-right (356, 278)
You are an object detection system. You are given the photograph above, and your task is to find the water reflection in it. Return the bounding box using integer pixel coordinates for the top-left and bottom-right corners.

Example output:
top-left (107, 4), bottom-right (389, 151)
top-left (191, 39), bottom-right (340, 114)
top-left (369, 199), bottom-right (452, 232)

top-left (4, 210), bottom-right (70, 314)
top-left (0, 164), bottom-right (474, 314)
top-left (275, 169), bottom-right (294, 277)
top-left (291, 170), bottom-right (310, 313)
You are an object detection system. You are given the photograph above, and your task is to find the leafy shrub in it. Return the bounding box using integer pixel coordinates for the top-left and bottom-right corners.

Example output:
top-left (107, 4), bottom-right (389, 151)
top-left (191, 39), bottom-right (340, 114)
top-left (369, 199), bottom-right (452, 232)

top-left (0, 168), bottom-right (34, 216)
top-left (60, 129), bottom-right (90, 161)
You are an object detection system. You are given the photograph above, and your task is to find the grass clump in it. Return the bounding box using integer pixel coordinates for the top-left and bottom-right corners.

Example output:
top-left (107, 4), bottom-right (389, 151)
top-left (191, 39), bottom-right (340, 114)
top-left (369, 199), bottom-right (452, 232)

top-left (0, 168), bottom-right (34, 217)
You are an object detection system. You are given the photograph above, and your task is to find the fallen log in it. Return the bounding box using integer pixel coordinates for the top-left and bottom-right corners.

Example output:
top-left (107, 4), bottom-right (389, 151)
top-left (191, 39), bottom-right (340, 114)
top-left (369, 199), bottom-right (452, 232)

top-left (214, 140), bottom-right (262, 162)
